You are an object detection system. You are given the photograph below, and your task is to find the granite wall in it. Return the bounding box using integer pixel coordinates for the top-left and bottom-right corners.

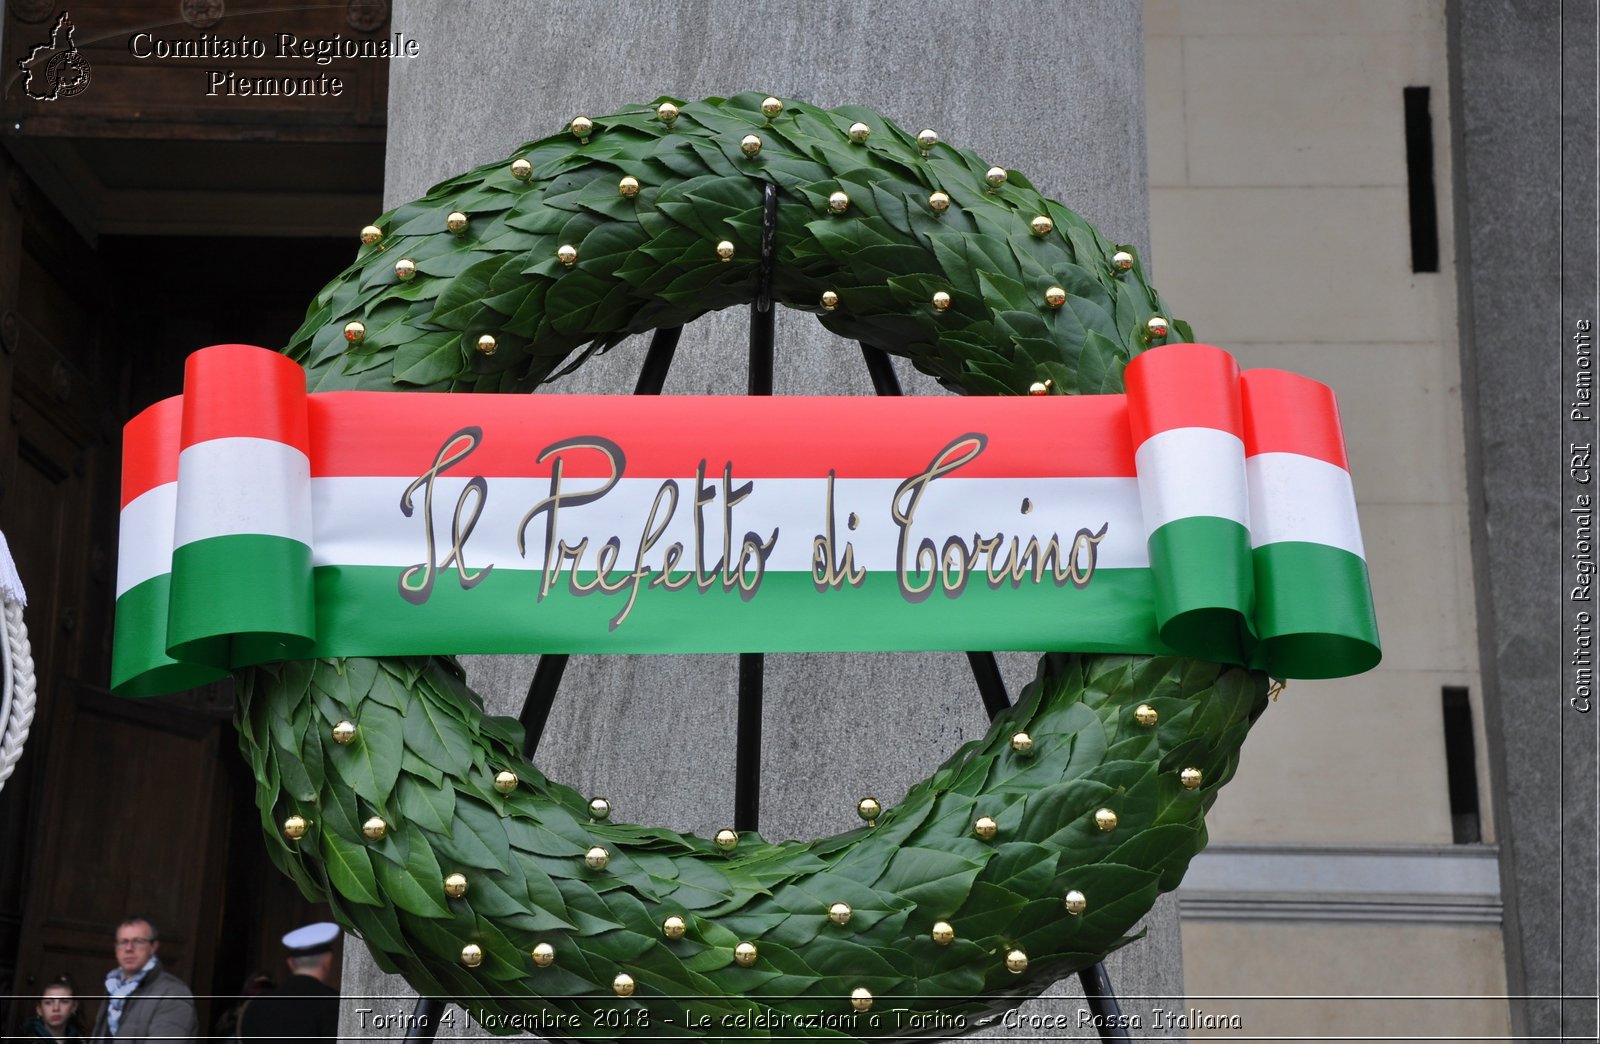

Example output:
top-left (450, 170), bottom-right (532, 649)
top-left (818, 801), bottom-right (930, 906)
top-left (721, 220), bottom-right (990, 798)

top-left (1449, 1), bottom-right (1598, 1039)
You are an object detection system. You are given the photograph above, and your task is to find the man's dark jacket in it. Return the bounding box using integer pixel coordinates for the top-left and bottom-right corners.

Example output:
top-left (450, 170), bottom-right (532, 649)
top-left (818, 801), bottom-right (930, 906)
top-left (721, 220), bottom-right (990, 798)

top-left (236, 974), bottom-right (338, 1044)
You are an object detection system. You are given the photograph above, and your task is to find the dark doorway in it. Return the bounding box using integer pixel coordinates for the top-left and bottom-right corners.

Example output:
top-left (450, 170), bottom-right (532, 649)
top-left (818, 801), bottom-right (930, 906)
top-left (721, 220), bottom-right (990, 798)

top-left (0, 185), bottom-right (383, 1037)
top-left (0, 2), bottom-right (388, 1026)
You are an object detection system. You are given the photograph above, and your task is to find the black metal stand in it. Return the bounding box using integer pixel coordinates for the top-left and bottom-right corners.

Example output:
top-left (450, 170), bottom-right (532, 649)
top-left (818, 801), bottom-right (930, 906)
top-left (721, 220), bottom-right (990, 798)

top-left (414, 182), bottom-right (1132, 1043)
top-left (516, 326), bottom-right (684, 758)
top-left (1078, 961), bottom-right (1134, 1042)
top-left (733, 184), bottom-right (779, 832)
top-left (403, 997), bottom-right (442, 1040)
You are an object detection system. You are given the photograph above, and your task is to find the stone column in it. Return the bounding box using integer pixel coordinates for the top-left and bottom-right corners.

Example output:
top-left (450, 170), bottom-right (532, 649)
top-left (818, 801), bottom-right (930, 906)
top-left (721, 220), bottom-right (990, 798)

top-left (342, 0), bottom-right (1184, 1037)
top-left (1449, 2), bottom-right (1598, 1040)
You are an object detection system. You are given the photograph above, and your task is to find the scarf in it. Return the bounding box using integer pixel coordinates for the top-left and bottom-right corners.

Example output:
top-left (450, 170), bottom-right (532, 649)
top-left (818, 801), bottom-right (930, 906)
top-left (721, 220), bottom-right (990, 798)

top-left (104, 957), bottom-right (157, 1036)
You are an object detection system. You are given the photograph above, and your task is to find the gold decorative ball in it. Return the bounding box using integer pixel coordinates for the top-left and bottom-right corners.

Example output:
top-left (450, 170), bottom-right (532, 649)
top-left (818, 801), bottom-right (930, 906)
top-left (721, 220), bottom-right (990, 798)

top-left (394, 258), bottom-right (417, 281)
top-left (1010, 732), bottom-right (1035, 755)
top-left (1030, 215), bottom-right (1054, 237)
top-left (848, 121), bottom-right (871, 142)
top-left (1005, 948), bottom-right (1029, 974)
top-left (556, 244), bottom-right (578, 268)
top-left (827, 902), bottom-right (852, 926)
top-left (714, 828), bottom-right (739, 850)
top-left (734, 941), bottom-right (759, 967)
top-left (761, 96), bottom-right (783, 118)
top-left (928, 191), bottom-right (951, 212)
top-left (510, 158), bottom-right (532, 180)
top-left (1063, 889), bottom-right (1088, 915)
top-left (1094, 808), bottom-right (1118, 832)
top-left (1112, 250), bottom-right (1135, 272)
top-left (715, 240), bottom-right (736, 262)
top-left (282, 815), bottom-right (308, 840)
top-left (460, 943), bottom-right (483, 968)
top-left (827, 190), bottom-right (850, 213)
top-left (931, 291), bottom-right (952, 312)
top-left (1146, 315), bottom-right (1170, 339)
top-left (856, 797), bottom-right (881, 822)
top-left (618, 176), bottom-right (641, 198)
top-left (1028, 381), bottom-right (1050, 396)
top-left (820, 290), bottom-right (840, 312)
top-left (931, 921), bottom-right (955, 946)
top-left (493, 770), bottom-right (519, 794)
top-left (359, 224), bottom-right (383, 245)
top-left (475, 334), bottom-right (498, 356)
top-left (446, 211), bottom-right (468, 234)
top-left (916, 128), bottom-right (940, 151)
top-left (612, 973), bottom-right (635, 997)
top-left (1180, 767), bottom-right (1203, 790)
top-left (331, 720), bottom-right (357, 745)
top-left (361, 816), bottom-right (387, 841)
top-left (588, 797), bottom-right (612, 820)
top-left (850, 987), bottom-right (873, 1013)
top-left (985, 166), bottom-right (1008, 187)
top-left (974, 815), bottom-right (998, 840)
top-left (444, 873), bottom-right (468, 899)
top-left (1044, 286), bottom-right (1067, 309)
top-left (656, 101), bottom-right (679, 124)
top-left (662, 915), bottom-right (687, 940)
top-left (1134, 703), bottom-right (1159, 727)
top-left (530, 942), bottom-right (555, 968)
top-left (570, 116), bottom-right (593, 140)
top-left (342, 321), bottom-right (365, 344)
top-left (584, 846), bottom-right (610, 871)
top-left (740, 133), bottom-right (763, 157)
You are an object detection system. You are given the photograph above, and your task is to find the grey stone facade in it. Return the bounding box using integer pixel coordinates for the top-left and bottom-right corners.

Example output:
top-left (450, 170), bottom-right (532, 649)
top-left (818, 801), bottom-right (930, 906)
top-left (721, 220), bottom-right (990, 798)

top-left (339, 0), bottom-right (1185, 1038)
top-left (1449, 1), bottom-right (1598, 1039)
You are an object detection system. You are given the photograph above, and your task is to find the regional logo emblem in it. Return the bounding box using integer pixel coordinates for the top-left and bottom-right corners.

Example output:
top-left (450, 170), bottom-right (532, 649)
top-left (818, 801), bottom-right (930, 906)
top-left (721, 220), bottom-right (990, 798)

top-left (17, 12), bottom-right (91, 101)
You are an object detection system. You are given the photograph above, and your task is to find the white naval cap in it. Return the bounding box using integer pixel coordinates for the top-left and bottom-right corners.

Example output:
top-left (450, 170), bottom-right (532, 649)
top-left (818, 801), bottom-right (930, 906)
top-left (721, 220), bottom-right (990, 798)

top-left (282, 921), bottom-right (342, 955)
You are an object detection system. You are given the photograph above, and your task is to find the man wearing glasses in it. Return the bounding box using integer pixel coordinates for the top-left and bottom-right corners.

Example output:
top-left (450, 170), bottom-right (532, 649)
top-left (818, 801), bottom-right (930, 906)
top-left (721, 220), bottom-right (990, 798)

top-left (89, 917), bottom-right (197, 1043)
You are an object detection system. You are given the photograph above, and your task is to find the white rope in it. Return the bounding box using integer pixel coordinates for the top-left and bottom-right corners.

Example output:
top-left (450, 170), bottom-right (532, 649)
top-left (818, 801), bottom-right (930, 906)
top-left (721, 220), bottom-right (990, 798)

top-left (0, 600), bottom-right (35, 793)
top-left (0, 526), bottom-right (30, 792)
top-left (0, 529), bottom-right (24, 608)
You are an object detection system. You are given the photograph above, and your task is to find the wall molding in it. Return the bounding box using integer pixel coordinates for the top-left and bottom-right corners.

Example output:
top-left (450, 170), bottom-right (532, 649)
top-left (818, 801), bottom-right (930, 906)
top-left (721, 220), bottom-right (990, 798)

top-left (1178, 843), bottom-right (1503, 924)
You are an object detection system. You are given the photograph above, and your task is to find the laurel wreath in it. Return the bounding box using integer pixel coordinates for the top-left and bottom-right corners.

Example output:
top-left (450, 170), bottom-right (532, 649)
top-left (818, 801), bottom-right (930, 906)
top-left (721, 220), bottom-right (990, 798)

top-left (247, 93), bottom-right (1268, 1039)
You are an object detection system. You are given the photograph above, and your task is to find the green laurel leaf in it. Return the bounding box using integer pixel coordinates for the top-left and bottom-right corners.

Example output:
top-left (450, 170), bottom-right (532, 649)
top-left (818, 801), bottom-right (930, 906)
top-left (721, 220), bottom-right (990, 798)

top-left (327, 699), bottom-right (403, 804)
top-left (319, 823), bottom-right (382, 907)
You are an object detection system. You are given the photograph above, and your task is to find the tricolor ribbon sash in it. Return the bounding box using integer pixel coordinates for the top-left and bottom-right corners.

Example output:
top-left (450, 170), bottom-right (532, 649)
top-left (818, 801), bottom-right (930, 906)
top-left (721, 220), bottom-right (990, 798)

top-left (112, 343), bottom-right (1380, 696)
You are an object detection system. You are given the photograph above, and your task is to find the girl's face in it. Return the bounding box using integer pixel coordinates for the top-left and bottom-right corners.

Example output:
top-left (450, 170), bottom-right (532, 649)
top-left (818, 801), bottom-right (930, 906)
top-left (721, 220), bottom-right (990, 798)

top-left (37, 986), bottom-right (76, 1029)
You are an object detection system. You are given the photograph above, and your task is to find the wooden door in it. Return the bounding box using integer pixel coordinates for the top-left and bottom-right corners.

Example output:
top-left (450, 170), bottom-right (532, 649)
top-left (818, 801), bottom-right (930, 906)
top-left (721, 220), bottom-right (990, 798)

top-left (0, 0), bottom-right (389, 1016)
top-left (0, 149), bottom-right (238, 1033)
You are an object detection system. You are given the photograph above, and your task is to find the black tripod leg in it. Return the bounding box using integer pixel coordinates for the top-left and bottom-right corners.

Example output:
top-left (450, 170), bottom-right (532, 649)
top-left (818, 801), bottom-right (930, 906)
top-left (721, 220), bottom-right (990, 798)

top-left (519, 653), bottom-right (569, 759)
top-left (517, 325), bottom-right (686, 759)
top-left (731, 184), bottom-right (780, 833)
top-left (1078, 962), bottom-right (1132, 1042)
top-left (968, 651), bottom-right (1012, 721)
top-left (403, 997), bottom-right (443, 1041)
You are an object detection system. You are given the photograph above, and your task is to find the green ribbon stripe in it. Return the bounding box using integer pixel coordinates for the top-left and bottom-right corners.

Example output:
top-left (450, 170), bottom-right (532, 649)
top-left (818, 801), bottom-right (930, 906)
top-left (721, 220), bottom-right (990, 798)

top-left (114, 532), bottom-right (1381, 693)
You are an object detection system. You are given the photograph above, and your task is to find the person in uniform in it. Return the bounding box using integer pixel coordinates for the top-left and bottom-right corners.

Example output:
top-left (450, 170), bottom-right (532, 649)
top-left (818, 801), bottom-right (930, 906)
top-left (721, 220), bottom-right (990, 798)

top-left (236, 922), bottom-right (340, 1043)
